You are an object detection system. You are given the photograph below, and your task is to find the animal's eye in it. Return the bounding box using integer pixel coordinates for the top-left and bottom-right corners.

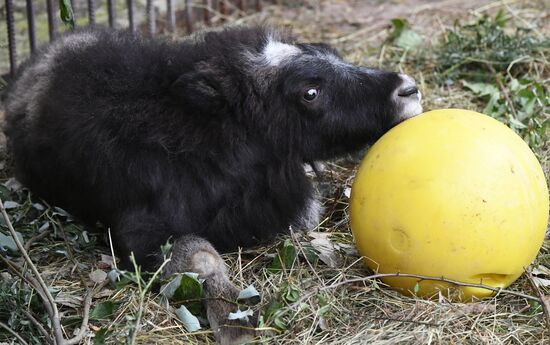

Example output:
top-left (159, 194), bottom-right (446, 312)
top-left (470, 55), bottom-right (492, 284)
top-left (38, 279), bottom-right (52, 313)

top-left (303, 88), bottom-right (319, 102)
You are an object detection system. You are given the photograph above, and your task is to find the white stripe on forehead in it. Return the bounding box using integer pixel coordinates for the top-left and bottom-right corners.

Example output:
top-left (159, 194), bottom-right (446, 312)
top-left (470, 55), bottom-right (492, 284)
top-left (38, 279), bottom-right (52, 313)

top-left (262, 37), bottom-right (301, 66)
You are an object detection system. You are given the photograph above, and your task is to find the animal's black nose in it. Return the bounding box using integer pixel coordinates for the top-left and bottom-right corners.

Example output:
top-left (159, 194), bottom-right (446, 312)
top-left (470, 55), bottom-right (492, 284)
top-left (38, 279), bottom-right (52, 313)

top-left (398, 86), bottom-right (419, 97)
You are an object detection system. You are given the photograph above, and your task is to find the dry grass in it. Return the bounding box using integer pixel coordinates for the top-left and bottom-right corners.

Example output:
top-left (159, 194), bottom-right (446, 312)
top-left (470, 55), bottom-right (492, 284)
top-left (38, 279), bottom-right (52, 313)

top-left (1, 0), bottom-right (549, 344)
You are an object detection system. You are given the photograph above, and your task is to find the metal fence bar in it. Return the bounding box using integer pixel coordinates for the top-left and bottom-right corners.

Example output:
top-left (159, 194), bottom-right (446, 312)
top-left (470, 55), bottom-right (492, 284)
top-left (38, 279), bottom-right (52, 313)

top-left (88, 0), bottom-right (96, 25)
top-left (237, 0), bottom-right (245, 15)
top-left (3, 0), bottom-right (274, 77)
top-left (6, 0), bottom-right (17, 76)
top-left (127, 0), bottom-right (135, 32)
top-left (107, 0), bottom-right (116, 28)
top-left (203, 0), bottom-right (211, 25)
top-left (25, 0), bottom-right (37, 52)
top-left (167, 0), bottom-right (175, 33)
top-left (46, 0), bottom-right (57, 41)
top-left (146, 0), bottom-right (156, 36)
top-left (185, 0), bottom-right (193, 33)
top-left (219, 0), bottom-right (227, 22)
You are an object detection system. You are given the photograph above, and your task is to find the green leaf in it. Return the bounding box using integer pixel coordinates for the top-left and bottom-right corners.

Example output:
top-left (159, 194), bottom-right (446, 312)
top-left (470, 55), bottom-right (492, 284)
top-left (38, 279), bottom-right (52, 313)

top-left (58, 0), bottom-right (75, 29)
top-left (413, 282), bottom-right (421, 294)
top-left (269, 240), bottom-right (297, 272)
top-left (317, 304), bottom-right (330, 316)
top-left (264, 299), bottom-right (287, 330)
top-left (462, 81), bottom-right (500, 97)
top-left (395, 30), bottom-right (422, 50)
top-left (173, 273), bottom-right (204, 315)
top-left (175, 305), bottom-right (201, 332)
top-left (300, 243), bottom-right (319, 263)
top-left (509, 117), bottom-right (528, 129)
top-left (93, 328), bottom-right (109, 345)
top-left (528, 300), bottom-right (542, 315)
top-left (90, 301), bottom-right (119, 320)
top-left (494, 9), bottom-right (508, 27)
top-left (389, 18), bottom-right (407, 40)
top-left (280, 282), bottom-right (300, 303)
top-left (160, 239), bottom-right (173, 257)
top-left (388, 18), bottom-right (422, 50)
top-left (107, 269), bottom-right (134, 289)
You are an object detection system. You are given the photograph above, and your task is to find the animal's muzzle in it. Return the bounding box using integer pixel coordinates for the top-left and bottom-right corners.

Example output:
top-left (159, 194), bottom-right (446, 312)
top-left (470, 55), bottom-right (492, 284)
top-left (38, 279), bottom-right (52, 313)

top-left (395, 74), bottom-right (423, 121)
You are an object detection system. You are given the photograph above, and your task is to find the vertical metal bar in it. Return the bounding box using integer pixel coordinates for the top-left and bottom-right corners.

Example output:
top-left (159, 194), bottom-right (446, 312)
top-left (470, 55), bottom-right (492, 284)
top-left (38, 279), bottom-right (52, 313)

top-left (185, 0), bottom-right (193, 33)
top-left (219, 0), bottom-right (227, 22)
top-left (6, 0), bottom-right (17, 76)
top-left (166, 0), bottom-right (175, 33)
top-left (146, 0), bottom-right (156, 36)
top-left (255, 0), bottom-right (262, 11)
top-left (88, 0), bottom-right (96, 25)
top-left (203, 0), bottom-right (211, 25)
top-left (107, 0), bottom-right (116, 28)
top-left (236, 0), bottom-right (245, 15)
top-left (26, 0), bottom-right (37, 52)
top-left (46, 0), bottom-right (57, 41)
top-left (127, 0), bottom-right (135, 32)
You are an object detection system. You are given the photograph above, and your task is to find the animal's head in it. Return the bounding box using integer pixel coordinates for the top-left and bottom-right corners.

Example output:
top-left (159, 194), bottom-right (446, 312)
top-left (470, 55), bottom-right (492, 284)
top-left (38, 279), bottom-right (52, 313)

top-left (172, 27), bottom-right (422, 160)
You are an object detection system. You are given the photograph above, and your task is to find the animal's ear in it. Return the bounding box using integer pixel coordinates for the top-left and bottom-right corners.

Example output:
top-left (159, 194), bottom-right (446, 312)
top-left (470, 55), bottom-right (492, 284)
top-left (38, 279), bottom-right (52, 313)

top-left (170, 70), bottom-right (223, 110)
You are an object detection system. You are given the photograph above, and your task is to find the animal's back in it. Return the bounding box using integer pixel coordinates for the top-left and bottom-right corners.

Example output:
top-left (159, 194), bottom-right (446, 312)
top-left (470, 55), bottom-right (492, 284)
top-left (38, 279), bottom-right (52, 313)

top-left (4, 28), bottom-right (184, 223)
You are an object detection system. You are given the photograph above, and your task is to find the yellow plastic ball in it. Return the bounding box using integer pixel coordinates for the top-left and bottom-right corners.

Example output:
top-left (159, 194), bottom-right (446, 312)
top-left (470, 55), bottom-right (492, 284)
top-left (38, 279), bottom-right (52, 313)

top-left (350, 109), bottom-right (549, 300)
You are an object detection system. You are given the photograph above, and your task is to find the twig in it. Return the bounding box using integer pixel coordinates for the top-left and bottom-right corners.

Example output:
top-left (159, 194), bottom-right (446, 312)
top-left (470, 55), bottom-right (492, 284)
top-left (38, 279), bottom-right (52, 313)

top-left (0, 252), bottom-right (55, 320)
top-left (289, 272), bottom-right (540, 309)
top-left (487, 63), bottom-right (518, 119)
top-left (370, 316), bottom-right (439, 327)
top-left (24, 228), bottom-right (52, 252)
top-left (1, 211), bottom-right (106, 345)
top-left (65, 280), bottom-right (109, 345)
top-left (56, 222), bottom-right (87, 287)
top-left (0, 320), bottom-right (29, 345)
top-left (0, 198), bottom-right (62, 345)
top-left (289, 228), bottom-right (323, 283)
top-left (17, 305), bottom-right (52, 344)
top-left (108, 228), bottom-right (118, 270)
top-left (128, 253), bottom-right (172, 345)
top-left (526, 270), bottom-right (550, 334)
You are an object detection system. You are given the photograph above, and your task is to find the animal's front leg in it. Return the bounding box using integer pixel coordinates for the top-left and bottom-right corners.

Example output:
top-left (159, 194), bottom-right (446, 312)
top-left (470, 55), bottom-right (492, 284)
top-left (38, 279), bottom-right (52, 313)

top-left (165, 235), bottom-right (257, 345)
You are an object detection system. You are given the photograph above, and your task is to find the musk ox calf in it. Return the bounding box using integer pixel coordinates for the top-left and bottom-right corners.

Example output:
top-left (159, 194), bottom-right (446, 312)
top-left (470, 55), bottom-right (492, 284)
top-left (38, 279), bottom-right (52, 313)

top-left (4, 26), bottom-right (422, 344)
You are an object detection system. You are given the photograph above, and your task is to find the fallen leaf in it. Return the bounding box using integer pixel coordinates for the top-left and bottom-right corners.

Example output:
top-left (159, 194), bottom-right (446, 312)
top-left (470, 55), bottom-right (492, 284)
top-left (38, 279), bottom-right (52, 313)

top-left (98, 255), bottom-right (114, 269)
top-left (228, 308), bottom-right (254, 321)
top-left (310, 236), bottom-right (342, 268)
top-left (532, 265), bottom-right (550, 277)
top-left (0, 231), bottom-right (23, 252)
top-left (4, 178), bottom-right (22, 192)
top-left (55, 293), bottom-right (83, 309)
top-left (269, 240), bottom-right (297, 272)
top-left (238, 284), bottom-right (260, 303)
top-left (89, 269), bottom-right (107, 283)
top-left (90, 301), bottom-right (119, 320)
top-left (3, 201), bottom-right (20, 209)
top-left (344, 187), bottom-right (351, 198)
top-left (532, 277), bottom-right (550, 288)
top-left (175, 305), bottom-right (201, 332)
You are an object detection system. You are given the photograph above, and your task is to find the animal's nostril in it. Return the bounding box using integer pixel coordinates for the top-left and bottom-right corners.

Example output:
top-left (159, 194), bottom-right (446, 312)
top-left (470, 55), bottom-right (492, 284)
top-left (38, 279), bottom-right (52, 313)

top-left (398, 86), bottom-right (419, 97)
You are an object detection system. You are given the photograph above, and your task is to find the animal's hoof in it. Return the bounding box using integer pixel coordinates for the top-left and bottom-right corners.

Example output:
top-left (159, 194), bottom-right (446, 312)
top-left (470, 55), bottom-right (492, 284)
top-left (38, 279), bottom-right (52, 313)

top-left (214, 319), bottom-right (257, 345)
top-left (206, 284), bottom-right (258, 345)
